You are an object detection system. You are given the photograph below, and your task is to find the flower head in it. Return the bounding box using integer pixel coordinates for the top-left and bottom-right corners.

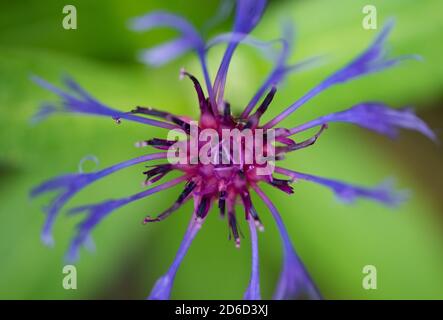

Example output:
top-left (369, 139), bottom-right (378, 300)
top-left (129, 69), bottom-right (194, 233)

top-left (32, 0), bottom-right (435, 300)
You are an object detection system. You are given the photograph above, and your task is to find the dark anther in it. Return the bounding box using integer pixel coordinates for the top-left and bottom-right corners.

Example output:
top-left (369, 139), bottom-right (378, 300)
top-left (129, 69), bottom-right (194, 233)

top-left (240, 191), bottom-right (252, 219)
top-left (143, 180), bottom-right (196, 223)
top-left (270, 177), bottom-right (292, 186)
top-left (249, 205), bottom-right (264, 231)
top-left (131, 106), bottom-right (168, 118)
top-left (177, 181), bottom-right (197, 203)
top-left (138, 138), bottom-right (177, 150)
top-left (143, 164), bottom-right (172, 185)
top-left (147, 138), bottom-right (176, 147)
top-left (288, 124), bottom-right (327, 152)
top-left (228, 210), bottom-right (241, 247)
top-left (196, 196), bottom-right (211, 219)
top-left (143, 164), bottom-right (171, 177)
top-left (223, 102), bottom-right (231, 118)
top-left (218, 191), bottom-right (226, 218)
top-left (170, 117), bottom-right (191, 134)
top-left (181, 71), bottom-right (208, 114)
top-left (269, 177), bottom-right (294, 194)
top-left (277, 124), bottom-right (328, 155)
top-left (131, 106), bottom-right (191, 134)
top-left (256, 86), bottom-right (277, 117)
top-left (244, 86), bottom-right (277, 129)
top-left (240, 191), bottom-right (264, 230)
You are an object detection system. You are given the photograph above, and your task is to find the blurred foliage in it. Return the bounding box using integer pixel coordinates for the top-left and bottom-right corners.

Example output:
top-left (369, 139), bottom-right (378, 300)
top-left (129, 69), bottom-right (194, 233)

top-left (0, 0), bottom-right (443, 299)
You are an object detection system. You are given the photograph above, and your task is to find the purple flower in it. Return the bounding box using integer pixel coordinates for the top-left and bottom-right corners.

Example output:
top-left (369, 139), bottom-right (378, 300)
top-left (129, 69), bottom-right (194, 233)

top-left (32, 0), bottom-right (435, 300)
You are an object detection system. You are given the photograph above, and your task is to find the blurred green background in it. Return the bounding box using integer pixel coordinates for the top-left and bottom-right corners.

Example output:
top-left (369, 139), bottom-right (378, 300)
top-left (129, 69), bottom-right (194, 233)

top-left (1, 0), bottom-right (443, 299)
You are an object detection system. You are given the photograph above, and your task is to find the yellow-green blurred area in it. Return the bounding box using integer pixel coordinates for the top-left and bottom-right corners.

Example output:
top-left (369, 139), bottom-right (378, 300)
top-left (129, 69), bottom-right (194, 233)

top-left (0, 0), bottom-right (443, 299)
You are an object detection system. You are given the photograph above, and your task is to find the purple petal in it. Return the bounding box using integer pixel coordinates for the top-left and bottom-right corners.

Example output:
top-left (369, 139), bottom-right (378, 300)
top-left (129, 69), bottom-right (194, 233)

top-left (324, 20), bottom-right (416, 85)
top-left (252, 184), bottom-right (321, 300)
top-left (274, 248), bottom-right (322, 300)
top-left (242, 56), bottom-right (323, 119)
top-left (234, 0), bottom-right (267, 35)
top-left (128, 11), bottom-right (213, 104)
top-left (202, 0), bottom-right (235, 33)
top-left (213, 0), bottom-right (267, 106)
top-left (129, 11), bottom-right (204, 63)
top-left (243, 218), bottom-right (261, 300)
top-left (206, 32), bottom-right (278, 61)
top-left (264, 20), bottom-right (421, 128)
top-left (275, 167), bottom-right (409, 207)
top-left (148, 214), bottom-right (203, 300)
top-left (66, 176), bottom-right (187, 263)
top-left (66, 199), bottom-right (125, 263)
top-left (31, 153), bottom-right (168, 246)
top-left (129, 11), bottom-right (204, 49)
top-left (32, 76), bottom-right (176, 130)
top-left (138, 38), bottom-right (192, 67)
top-left (289, 102), bottom-right (437, 141)
top-left (31, 103), bottom-right (58, 124)
top-left (241, 22), bottom-right (295, 118)
top-left (241, 22), bottom-right (323, 119)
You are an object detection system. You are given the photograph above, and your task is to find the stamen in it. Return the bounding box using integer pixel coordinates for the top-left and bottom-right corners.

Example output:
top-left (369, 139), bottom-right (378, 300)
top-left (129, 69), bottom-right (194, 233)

top-left (223, 102), bottom-right (231, 119)
top-left (250, 206), bottom-right (264, 232)
top-left (196, 196), bottom-right (211, 219)
top-left (131, 106), bottom-right (191, 133)
top-left (149, 138), bottom-right (176, 146)
top-left (173, 118), bottom-right (191, 134)
top-left (275, 136), bottom-right (296, 147)
top-left (228, 211), bottom-right (241, 248)
top-left (143, 180), bottom-right (196, 223)
top-left (180, 69), bottom-right (209, 114)
top-left (143, 164), bottom-right (173, 185)
top-left (269, 177), bottom-right (294, 194)
top-left (135, 141), bottom-right (149, 148)
top-left (277, 124), bottom-right (327, 154)
top-left (218, 191), bottom-right (226, 218)
top-left (136, 138), bottom-right (177, 150)
top-left (131, 106), bottom-right (169, 118)
top-left (244, 86), bottom-right (276, 129)
top-left (256, 86), bottom-right (277, 117)
top-left (143, 164), bottom-right (172, 177)
top-left (240, 191), bottom-right (252, 219)
top-left (240, 192), bottom-right (264, 231)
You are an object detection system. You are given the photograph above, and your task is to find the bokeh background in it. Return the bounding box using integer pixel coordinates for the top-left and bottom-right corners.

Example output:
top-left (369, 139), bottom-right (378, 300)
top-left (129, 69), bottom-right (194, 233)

top-left (1, 0), bottom-right (443, 299)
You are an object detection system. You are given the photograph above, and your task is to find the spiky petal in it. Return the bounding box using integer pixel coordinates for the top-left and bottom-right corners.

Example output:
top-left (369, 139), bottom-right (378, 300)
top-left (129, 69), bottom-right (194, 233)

top-left (243, 217), bottom-right (261, 300)
top-left (31, 153), bottom-right (168, 246)
top-left (275, 167), bottom-right (408, 206)
top-left (32, 76), bottom-right (176, 129)
top-left (66, 176), bottom-right (187, 262)
top-left (264, 20), bottom-right (421, 128)
top-left (253, 184), bottom-right (321, 300)
top-left (149, 214), bottom-right (203, 300)
top-left (288, 102), bottom-right (436, 141)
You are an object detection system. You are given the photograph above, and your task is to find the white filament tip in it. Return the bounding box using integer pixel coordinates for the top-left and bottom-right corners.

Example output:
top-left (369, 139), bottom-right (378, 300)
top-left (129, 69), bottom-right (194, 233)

top-left (179, 67), bottom-right (186, 80)
top-left (255, 220), bottom-right (265, 232)
top-left (135, 141), bottom-right (147, 148)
